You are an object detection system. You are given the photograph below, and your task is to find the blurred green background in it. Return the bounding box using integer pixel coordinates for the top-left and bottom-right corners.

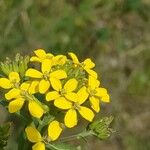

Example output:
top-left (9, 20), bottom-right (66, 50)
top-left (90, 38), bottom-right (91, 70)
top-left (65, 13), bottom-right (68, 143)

top-left (0, 0), bottom-right (150, 150)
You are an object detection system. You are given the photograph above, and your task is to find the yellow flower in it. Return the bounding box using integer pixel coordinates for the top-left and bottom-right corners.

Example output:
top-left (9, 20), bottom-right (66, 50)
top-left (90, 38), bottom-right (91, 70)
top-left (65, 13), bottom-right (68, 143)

top-left (30, 49), bottom-right (67, 66)
top-left (6, 81), bottom-right (44, 118)
top-left (65, 86), bottom-right (94, 128)
top-left (30, 49), bottom-right (53, 63)
top-left (46, 78), bottom-right (78, 104)
top-left (0, 72), bottom-right (20, 89)
top-left (25, 126), bottom-right (45, 150)
top-left (25, 59), bottom-right (67, 94)
top-left (68, 52), bottom-right (97, 78)
top-left (0, 72), bottom-right (29, 115)
top-left (48, 120), bottom-right (63, 141)
top-left (87, 75), bottom-right (110, 112)
top-left (47, 84), bottom-right (94, 128)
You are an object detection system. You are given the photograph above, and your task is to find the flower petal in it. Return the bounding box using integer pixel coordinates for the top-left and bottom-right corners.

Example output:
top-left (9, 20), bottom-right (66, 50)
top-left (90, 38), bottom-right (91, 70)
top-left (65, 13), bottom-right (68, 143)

top-left (25, 126), bottom-right (42, 143)
top-left (88, 76), bottom-right (99, 90)
top-left (8, 98), bottom-right (25, 113)
top-left (50, 70), bottom-right (67, 79)
top-left (83, 58), bottom-right (95, 69)
top-left (46, 53), bottom-right (54, 58)
top-left (46, 91), bottom-right (60, 101)
top-left (32, 142), bottom-right (45, 150)
top-left (64, 109), bottom-right (77, 128)
top-left (29, 81), bottom-right (39, 94)
top-left (53, 55), bottom-right (67, 65)
top-left (96, 88), bottom-right (109, 102)
top-left (41, 59), bottom-right (52, 73)
top-left (20, 82), bottom-right (30, 91)
top-left (30, 56), bottom-right (41, 62)
top-left (68, 52), bottom-right (79, 64)
top-left (77, 86), bottom-right (89, 104)
top-left (9, 72), bottom-right (20, 83)
top-left (54, 97), bottom-right (72, 109)
top-left (25, 69), bottom-right (43, 78)
top-left (101, 93), bottom-right (110, 102)
top-left (5, 88), bottom-right (20, 100)
top-left (78, 106), bottom-right (94, 122)
top-left (39, 79), bottom-right (50, 94)
top-left (65, 92), bottom-right (78, 102)
top-left (64, 78), bottom-right (78, 92)
top-left (50, 78), bottom-right (62, 91)
top-left (28, 101), bottom-right (44, 118)
top-left (48, 121), bottom-right (63, 141)
top-left (34, 49), bottom-right (46, 58)
top-left (0, 78), bottom-right (11, 89)
top-left (89, 97), bottom-right (100, 112)
top-left (86, 69), bottom-right (97, 78)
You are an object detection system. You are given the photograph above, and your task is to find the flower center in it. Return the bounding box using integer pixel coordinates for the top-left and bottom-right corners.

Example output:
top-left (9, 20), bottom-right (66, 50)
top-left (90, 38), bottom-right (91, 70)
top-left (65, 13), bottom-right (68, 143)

top-left (11, 80), bottom-right (20, 88)
top-left (20, 90), bottom-right (34, 101)
top-left (60, 88), bottom-right (66, 96)
top-left (73, 102), bottom-right (80, 110)
top-left (43, 71), bottom-right (49, 80)
top-left (88, 88), bottom-right (97, 96)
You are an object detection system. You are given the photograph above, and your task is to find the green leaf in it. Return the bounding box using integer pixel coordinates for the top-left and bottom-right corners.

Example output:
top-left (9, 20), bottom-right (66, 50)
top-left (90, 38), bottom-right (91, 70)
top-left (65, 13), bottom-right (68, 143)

top-left (17, 131), bottom-right (30, 150)
top-left (46, 142), bottom-right (77, 150)
top-left (88, 116), bottom-right (114, 140)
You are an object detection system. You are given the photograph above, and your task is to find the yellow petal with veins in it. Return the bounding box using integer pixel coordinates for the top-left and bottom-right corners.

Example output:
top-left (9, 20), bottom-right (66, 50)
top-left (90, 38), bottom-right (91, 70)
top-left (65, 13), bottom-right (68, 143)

top-left (46, 91), bottom-right (60, 101)
top-left (65, 109), bottom-right (77, 128)
top-left (53, 55), bottom-right (67, 65)
top-left (95, 88), bottom-right (108, 97)
top-left (34, 49), bottom-right (46, 58)
top-left (30, 56), bottom-right (41, 62)
top-left (77, 86), bottom-right (89, 104)
top-left (28, 101), bottom-right (44, 118)
top-left (68, 52), bottom-right (79, 64)
top-left (26, 69), bottom-right (43, 78)
top-left (20, 82), bottom-right (30, 91)
top-left (5, 88), bottom-right (20, 100)
top-left (8, 98), bottom-right (25, 113)
top-left (41, 59), bottom-right (52, 73)
top-left (101, 93), bottom-right (110, 102)
top-left (54, 97), bottom-right (72, 109)
top-left (64, 78), bottom-right (78, 92)
top-left (32, 142), bottom-right (45, 150)
top-left (0, 78), bottom-right (11, 89)
top-left (50, 70), bottom-right (67, 79)
top-left (50, 78), bottom-right (62, 91)
top-left (86, 69), bottom-right (97, 78)
top-left (65, 92), bottom-right (78, 102)
top-left (25, 126), bottom-right (42, 143)
top-left (89, 96), bottom-right (100, 112)
top-left (39, 79), bottom-right (50, 94)
top-left (29, 81), bottom-right (39, 94)
top-left (78, 106), bottom-right (94, 122)
top-left (46, 53), bottom-right (54, 58)
top-left (9, 72), bottom-right (20, 83)
top-left (88, 75), bottom-right (100, 90)
top-left (83, 58), bottom-right (95, 69)
top-left (48, 121), bottom-right (62, 141)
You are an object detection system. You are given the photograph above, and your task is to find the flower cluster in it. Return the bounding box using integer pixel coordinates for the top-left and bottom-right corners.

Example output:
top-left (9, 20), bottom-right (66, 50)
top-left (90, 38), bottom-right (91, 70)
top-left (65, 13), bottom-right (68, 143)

top-left (0, 49), bottom-right (110, 150)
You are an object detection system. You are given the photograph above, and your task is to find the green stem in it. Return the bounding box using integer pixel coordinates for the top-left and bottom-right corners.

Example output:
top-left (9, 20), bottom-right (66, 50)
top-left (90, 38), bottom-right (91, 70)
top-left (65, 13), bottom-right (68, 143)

top-left (58, 130), bottom-right (94, 142)
top-left (33, 96), bottom-right (49, 112)
top-left (45, 130), bottom-right (95, 150)
top-left (15, 112), bottom-right (28, 123)
top-left (46, 143), bottom-right (60, 150)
